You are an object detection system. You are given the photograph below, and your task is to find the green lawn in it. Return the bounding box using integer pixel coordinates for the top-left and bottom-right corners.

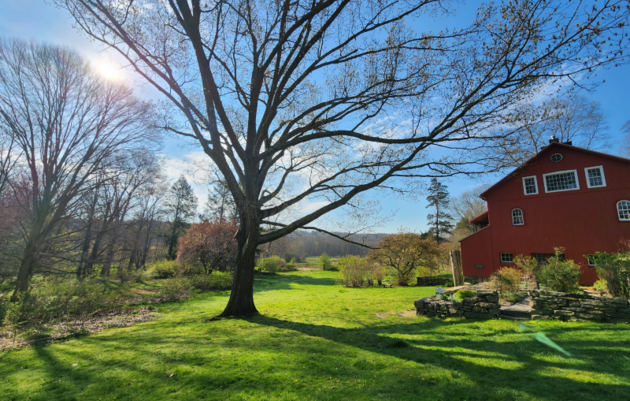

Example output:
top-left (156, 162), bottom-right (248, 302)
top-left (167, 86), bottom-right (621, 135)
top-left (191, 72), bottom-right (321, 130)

top-left (1, 270), bottom-right (629, 400)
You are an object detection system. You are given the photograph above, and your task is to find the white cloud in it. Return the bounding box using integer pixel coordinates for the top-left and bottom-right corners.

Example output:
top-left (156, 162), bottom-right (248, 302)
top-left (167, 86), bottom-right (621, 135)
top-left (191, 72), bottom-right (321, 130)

top-left (299, 201), bottom-right (330, 214)
top-left (162, 151), bottom-right (213, 215)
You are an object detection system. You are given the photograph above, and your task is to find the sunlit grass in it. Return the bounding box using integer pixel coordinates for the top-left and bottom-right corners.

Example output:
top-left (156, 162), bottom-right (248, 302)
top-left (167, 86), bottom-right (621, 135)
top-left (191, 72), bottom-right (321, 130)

top-left (1, 270), bottom-right (629, 400)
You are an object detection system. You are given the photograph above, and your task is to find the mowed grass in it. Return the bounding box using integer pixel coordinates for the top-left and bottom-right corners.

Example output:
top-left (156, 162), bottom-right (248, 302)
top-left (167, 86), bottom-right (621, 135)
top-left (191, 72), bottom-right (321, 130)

top-left (1, 271), bottom-right (630, 400)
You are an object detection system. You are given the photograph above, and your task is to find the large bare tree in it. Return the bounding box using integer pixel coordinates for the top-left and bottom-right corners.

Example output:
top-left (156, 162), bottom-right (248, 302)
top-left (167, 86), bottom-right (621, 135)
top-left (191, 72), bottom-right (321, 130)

top-left (482, 94), bottom-right (610, 169)
top-left (56, 0), bottom-right (630, 316)
top-left (0, 39), bottom-right (156, 296)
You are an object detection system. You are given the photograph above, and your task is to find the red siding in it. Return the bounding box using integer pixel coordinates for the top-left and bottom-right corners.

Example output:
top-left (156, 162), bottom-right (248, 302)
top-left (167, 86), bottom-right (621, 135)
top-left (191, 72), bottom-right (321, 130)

top-left (461, 144), bottom-right (630, 285)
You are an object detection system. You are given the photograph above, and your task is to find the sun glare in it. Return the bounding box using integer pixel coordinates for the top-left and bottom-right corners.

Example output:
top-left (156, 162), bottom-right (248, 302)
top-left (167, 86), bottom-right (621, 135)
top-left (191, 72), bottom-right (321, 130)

top-left (98, 62), bottom-right (120, 80)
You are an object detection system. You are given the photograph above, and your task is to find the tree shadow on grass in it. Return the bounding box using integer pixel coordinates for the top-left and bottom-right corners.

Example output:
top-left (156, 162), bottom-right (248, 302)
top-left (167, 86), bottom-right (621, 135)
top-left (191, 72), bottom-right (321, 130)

top-left (249, 315), bottom-right (630, 400)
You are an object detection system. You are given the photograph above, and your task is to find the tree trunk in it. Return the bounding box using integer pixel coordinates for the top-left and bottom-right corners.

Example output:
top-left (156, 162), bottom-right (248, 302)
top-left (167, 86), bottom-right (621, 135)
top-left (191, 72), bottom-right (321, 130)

top-left (12, 238), bottom-right (40, 300)
top-left (218, 226), bottom-right (259, 317)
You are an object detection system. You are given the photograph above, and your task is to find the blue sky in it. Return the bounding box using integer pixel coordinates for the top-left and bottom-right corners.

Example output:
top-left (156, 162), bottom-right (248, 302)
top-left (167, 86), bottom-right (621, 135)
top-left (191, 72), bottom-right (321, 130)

top-left (1, 0), bottom-right (628, 233)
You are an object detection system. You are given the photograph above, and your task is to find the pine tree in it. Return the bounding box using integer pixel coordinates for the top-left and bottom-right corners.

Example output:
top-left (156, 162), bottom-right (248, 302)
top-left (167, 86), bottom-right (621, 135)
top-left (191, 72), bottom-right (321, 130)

top-left (164, 176), bottom-right (198, 260)
top-left (201, 180), bottom-right (238, 222)
top-left (426, 178), bottom-right (454, 244)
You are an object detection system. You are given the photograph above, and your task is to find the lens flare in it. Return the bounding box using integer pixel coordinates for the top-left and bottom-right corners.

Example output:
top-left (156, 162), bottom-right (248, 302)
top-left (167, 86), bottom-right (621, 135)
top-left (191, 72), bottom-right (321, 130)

top-left (98, 63), bottom-right (120, 80)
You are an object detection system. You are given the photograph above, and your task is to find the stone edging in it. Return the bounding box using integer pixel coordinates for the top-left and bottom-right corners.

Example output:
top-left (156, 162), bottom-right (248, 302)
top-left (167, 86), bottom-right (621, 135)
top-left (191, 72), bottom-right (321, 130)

top-left (530, 290), bottom-right (630, 323)
top-left (414, 290), bottom-right (500, 320)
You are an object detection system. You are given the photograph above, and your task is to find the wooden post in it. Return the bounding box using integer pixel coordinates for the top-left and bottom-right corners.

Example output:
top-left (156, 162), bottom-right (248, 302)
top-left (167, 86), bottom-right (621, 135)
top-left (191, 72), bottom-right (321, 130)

top-left (450, 250), bottom-right (463, 286)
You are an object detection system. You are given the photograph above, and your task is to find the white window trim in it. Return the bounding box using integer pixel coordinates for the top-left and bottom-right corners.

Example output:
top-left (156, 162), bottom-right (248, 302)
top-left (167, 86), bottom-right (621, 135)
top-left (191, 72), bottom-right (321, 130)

top-left (618, 200), bottom-right (630, 221)
top-left (584, 165), bottom-right (607, 188)
top-left (512, 208), bottom-right (524, 225)
top-left (586, 255), bottom-right (596, 267)
top-left (543, 169), bottom-right (580, 193)
top-left (500, 253), bottom-right (514, 263)
top-left (522, 176), bottom-right (538, 195)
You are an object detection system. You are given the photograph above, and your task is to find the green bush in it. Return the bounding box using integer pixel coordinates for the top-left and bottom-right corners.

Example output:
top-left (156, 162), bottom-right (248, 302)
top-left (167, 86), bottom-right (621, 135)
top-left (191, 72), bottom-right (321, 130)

top-left (149, 260), bottom-right (179, 279)
top-left (189, 272), bottom-right (233, 291)
top-left (285, 263), bottom-right (297, 271)
top-left (504, 291), bottom-right (525, 304)
top-left (159, 277), bottom-right (192, 301)
top-left (0, 295), bottom-right (7, 324)
top-left (535, 247), bottom-right (581, 293)
top-left (454, 289), bottom-right (476, 301)
top-left (593, 252), bottom-right (630, 298)
top-left (319, 253), bottom-right (332, 270)
top-left (491, 267), bottom-right (523, 295)
top-left (594, 279), bottom-right (608, 296)
top-left (338, 256), bottom-right (368, 287)
top-left (257, 256), bottom-right (285, 273)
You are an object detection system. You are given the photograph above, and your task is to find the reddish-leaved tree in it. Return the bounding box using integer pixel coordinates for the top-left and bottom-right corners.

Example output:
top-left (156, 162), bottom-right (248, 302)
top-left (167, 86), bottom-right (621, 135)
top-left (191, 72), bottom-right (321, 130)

top-left (177, 220), bottom-right (238, 275)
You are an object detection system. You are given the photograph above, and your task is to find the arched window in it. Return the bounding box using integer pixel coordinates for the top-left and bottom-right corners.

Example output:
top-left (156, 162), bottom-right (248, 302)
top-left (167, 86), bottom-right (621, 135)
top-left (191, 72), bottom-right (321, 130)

top-left (618, 201), bottom-right (630, 221)
top-left (512, 208), bottom-right (524, 225)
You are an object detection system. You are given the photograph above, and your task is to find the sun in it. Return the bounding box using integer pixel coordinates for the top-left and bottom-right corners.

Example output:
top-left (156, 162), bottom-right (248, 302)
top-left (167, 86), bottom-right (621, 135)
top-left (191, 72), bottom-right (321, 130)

top-left (98, 62), bottom-right (120, 80)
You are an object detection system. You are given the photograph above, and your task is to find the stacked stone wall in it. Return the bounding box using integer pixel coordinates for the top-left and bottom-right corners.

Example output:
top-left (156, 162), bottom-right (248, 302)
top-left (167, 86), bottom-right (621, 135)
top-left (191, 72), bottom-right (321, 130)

top-left (416, 276), bottom-right (452, 287)
top-left (414, 290), bottom-right (500, 320)
top-left (530, 290), bottom-right (630, 323)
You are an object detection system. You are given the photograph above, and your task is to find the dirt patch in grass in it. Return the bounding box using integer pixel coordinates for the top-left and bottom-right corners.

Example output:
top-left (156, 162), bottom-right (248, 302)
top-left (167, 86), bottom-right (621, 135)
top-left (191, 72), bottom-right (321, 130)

top-left (0, 308), bottom-right (158, 351)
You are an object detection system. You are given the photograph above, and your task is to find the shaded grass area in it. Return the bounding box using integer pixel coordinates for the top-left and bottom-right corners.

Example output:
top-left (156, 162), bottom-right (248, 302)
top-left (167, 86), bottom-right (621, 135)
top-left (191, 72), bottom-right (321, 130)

top-left (1, 270), bottom-right (630, 400)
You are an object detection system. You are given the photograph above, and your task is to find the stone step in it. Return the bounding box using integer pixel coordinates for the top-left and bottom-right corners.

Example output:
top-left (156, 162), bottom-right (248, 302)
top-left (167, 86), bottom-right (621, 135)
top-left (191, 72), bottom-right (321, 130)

top-left (500, 314), bottom-right (531, 321)
top-left (500, 309), bottom-right (532, 318)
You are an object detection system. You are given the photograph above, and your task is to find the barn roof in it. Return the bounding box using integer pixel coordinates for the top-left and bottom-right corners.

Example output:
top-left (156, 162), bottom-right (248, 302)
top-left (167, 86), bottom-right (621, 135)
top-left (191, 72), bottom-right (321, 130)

top-left (479, 142), bottom-right (630, 200)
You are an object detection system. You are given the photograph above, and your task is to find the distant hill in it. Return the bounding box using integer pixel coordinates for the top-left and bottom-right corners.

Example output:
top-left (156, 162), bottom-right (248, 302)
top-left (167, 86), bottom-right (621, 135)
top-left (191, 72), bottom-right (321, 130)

top-left (260, 229), bottom-right (391, 258)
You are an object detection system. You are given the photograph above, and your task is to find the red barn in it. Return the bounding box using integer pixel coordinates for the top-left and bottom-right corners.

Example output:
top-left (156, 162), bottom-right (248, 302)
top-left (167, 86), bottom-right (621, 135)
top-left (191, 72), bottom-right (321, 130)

top-left (460, 141), bottom-right (630, 285)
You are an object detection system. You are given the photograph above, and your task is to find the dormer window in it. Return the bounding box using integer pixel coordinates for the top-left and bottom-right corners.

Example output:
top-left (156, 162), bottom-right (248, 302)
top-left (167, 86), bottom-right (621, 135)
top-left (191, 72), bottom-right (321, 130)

top-left (585, 166), bottom-right (606, 188)
top-left (522, 176), bottom-right (538, 195)
top-left (512, 208), bottom-right (524, 225)
top-left (543, 170), bottom-right (579, 193)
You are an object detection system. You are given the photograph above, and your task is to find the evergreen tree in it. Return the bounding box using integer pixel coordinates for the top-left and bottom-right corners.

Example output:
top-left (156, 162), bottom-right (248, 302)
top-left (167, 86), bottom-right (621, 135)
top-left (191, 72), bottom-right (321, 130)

top-left (426, 178), bottom-right (454, 244)
top-left (164, 176), bottom-right (198, 260)
top-left (201, 180), bottom-right (238, 222)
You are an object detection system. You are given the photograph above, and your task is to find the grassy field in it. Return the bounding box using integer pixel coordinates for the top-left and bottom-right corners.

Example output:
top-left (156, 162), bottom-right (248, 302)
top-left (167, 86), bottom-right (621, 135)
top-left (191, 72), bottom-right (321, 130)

top-left (1, 270), bottom-right (629, 400)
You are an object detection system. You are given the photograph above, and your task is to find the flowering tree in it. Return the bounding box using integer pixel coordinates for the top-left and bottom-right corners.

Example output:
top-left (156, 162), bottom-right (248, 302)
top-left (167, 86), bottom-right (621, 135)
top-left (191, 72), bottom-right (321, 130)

top-left (177, 221), bottom-right (238, 275)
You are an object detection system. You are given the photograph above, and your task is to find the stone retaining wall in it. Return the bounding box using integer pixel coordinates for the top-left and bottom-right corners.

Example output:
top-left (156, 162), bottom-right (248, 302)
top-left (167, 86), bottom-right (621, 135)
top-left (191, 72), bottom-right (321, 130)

top-left (463, 276), bottom-right (488, 285)
top-left (530, 290), bottom-right (630, 323)
top-left (414, 290), bottom-right (500, 319)
top-left (416, 276), bottom-right (452, 287)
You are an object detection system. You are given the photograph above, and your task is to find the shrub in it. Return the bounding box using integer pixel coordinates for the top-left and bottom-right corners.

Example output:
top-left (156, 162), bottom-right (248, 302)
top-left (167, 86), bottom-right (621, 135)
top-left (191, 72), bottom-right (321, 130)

top-left (176, 220), bottom-right (238, 274)
top-left (285, 263), bottom-right (297, 271)
top-left (149, 260), bottom-right (179, 279)
top-left (189, 272), bottom-right (233, 291)
top-left (504, 291), bottom-right (525, 304)
top-left (0, 295), bottom-right (7, 324)
top-left (535, 247), bottom-right (581, 293)
top-left (593, 252), bottom-right (630, 298)
top-left (514, 255), bottom-right (538, 289)
top-left (339, 256), bottom-right (370, 287)
top-left (454, 289), bottom-right (476, 301)
top-left (319, 253), bottom-right (332, 270)
top-left (258, 256), bottom-right (285, 273)
top-left (159, 277), bottom-right (192, 301)
top-left (491, 267), bottom-right (523, 295)
top-left (593, 279), bottom-right (608, 296)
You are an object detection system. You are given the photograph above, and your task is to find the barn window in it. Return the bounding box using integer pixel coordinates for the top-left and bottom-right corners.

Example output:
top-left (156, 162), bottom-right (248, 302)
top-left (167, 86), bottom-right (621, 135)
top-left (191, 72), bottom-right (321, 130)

top-left (585, 166), bottom-right (606, 188)
top-left (586, 255), bottom-right (596, 268)
top-left (550, 153), bottom-right (563, 162)
top-left (512, 208), bottom-right (524, 225)
top-left (522, 176), bottom-right (538, 195)
top-left (500, 253), bottom-right (514, 263)
top-left (543, 170), bottom-right (579, 192)
top-left (618, 200), bottom-right (630, 221)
